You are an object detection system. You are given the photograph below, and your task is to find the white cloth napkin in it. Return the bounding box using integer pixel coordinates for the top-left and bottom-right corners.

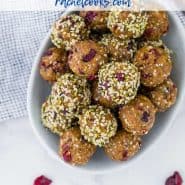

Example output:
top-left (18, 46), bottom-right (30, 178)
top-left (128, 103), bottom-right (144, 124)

top-left (0, 11), bottom-right (184, 122)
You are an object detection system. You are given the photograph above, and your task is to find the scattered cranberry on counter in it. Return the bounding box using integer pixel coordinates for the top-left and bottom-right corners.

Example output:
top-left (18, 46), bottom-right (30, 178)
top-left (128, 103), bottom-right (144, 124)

top-left (165, 171), bottom-right (183, 185)
top-left (34, 175), bottom-right (52, 185)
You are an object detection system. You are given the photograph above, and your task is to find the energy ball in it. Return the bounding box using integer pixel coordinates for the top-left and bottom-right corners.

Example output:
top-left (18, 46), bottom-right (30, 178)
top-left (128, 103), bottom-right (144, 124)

top-left (68, 40), bottom-right (108, 79)
top-left (99, 34), bottom-right (137, 61)
top-left (104, 130), bottom-right (141, 161)
top-left (40, 47), bottom-right (68, 82)
top-left (133, 45), bottom-right (172, 87)
top-left (149, 78), bottom-right (177, 112)
top-left (51, 14), bottom-right (89, 50)
top-left (144, 11), bottom-right (169, 40)
top-left (50, 73), bottom-right (91, 117)
top-left (97, 62), bottom-right (140, 107)
top-left (41, 96), bottom-right (73, 136)
top-left (79, 105), bottom-right (118, 147)
top-left (119, 95), bottom-right (156, 135)
top-left (80, 11), bottom-right (109, 31)
top-left (107, 11), bottom-right (148, 39)
top-left (59, 127), bottom-right (96, 165)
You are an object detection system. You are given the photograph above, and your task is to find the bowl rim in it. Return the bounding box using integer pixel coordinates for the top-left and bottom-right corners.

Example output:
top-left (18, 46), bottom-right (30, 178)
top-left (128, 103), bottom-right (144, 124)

top-left (27, 11), bottom-right (185, 175)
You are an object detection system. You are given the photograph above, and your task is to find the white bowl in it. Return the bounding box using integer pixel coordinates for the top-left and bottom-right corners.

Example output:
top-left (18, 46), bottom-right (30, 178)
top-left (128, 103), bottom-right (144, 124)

top-left (27, 11), bottom-right (185, 174)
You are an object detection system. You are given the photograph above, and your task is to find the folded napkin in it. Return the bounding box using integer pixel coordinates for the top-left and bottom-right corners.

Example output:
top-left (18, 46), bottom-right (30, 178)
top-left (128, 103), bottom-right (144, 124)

top-left (0, 11), bottom-right (184, 122)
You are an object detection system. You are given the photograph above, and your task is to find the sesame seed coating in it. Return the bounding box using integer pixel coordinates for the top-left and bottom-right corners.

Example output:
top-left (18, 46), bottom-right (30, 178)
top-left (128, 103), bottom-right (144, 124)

top-left (99, 34), bottom-right (137, 61)
top-left (40, 47), bottom-right (68, 82)
top-left (144, 11), bottom-right (169, 40)
top-left (104, 130), bottom-right (141, 161)
top-left (68, 40), bottom-right (108, 78)
top-left (59, 127), bottom-right (96, 165)
top-left (149, 78), bottom-right (177, 112)
top-left (107, 11), bottom-right (148, 39)
top-left (133, 45), bottom-right (172, 87)
top-left (41, 96), bottom-right (73, 136)
top-left (119, 95), bottom-right (156, 136)
top-left (98, 62), bottom-right (140, 106)
top-left (51, 14), bottom-right (89, 50)
top-left (50, 73), bottom-right (91, 117)
top-left (79, 105), bottom-right (118, 147)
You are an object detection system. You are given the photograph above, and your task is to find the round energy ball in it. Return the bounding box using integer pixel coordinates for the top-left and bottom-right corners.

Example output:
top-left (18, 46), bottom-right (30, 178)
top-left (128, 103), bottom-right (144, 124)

top-left (59, 127), bottom-right (96, 165)
top-left (79, 105), bottom-right (118, 147)
top-left (51, 14), bottom-right (89, 50)
top-left (144, 11), bottom-right (169, 40)
top-left (97, 62), bottom-right (140, 107)
top-left (107, 11), bottom-right (148, 39)
top-left (119, 95), bottom-right (156, 135)
top-left (68, 40), bottom-right (108, 79)
top-left (50, 73), bottom-right (91, 116)
top-left (104, 130), bottom-right (141, 161)
top-left (149, 78), bottom-right (177, 112)
top-left (99, 34), bottom-right (137, 61)
top-left (133, 45), bottom-right (172, 87)
top-left (41, 96), bottom-right (73, 136)
top-left (40, 47), bottom-right (68, 82)
top-left (80, 11), bottom-right (109, 31)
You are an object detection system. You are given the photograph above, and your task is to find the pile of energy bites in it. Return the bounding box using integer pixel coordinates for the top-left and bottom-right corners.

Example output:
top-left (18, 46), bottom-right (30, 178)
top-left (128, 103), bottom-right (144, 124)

top-left (40, 11), bottom-right (177, 166)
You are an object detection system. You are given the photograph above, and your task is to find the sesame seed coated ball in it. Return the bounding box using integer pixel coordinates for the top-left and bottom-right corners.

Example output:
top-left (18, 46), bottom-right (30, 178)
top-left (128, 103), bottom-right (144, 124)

top-left (79, 105), bottom-right (118, 147)
top-left (80, 11), bottom-right (109, 31)
top-left (99, 34), bottom-right (137, 61)
top-left (51, 14), bottom-right (89, 50)
top-left (50, 73), bottom-right (91, 117)
top-left (144, 11), bottom-right (169, 40)
top-left (68, 40), bottom-right (108, 79)
top-left (98, 62), bottom-right (140, 107)
top-left (40, 47), bottom-right (68, 82)
top-left (59, 127), bottom-right (96, 165)
top-left (149, 78), bottom-right (177, 112)
top-left (104, 130), bottom-right (141, 161)
top-left (133, 45), bottom-right (172, 87)
top-left (41, 96), bottom-right (73, 136)
top-left (107, 11), bottom-right (148, 39)
top-left (119, 95), bottom-right (156, 136)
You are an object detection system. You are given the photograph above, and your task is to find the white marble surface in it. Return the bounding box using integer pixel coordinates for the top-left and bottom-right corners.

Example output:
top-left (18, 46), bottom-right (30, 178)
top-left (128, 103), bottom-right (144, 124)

top-left (0, 101), bottom-right (185, 185)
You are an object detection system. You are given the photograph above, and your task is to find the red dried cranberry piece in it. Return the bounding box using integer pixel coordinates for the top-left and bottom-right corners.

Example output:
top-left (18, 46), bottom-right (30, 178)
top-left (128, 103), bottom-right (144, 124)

top-left (144, 28), bottom-right (153, 37)
top-left (63, 151), bottom-right (72, 162)
top-left (116, 73), bottom-right (125, 82)
top-left (165, 171), bottom-right (183, 185)
top-left (142, 53), bottom-right (149, 60)
top-left (83, 49), bottom-right (97, 62)
top-left (85, 11), bottom-right (97, 23)
top-left (34, 175), bottom-right (52, 185)
top-left (122, 151), bottom-right (128, 161)
top-left (141, 111), bottom-right (150, 122)
top-left (88, 75), bottom-right (96, 81)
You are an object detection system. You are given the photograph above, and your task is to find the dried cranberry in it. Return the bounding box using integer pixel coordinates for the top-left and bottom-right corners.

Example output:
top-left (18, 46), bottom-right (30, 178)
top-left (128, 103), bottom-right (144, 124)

top-left (122, 151), bottom-right (128, 161)
top-left (144, 28), bottom-right (153, 37)
top-left (143, 53), bottom-right (149, 60)
top-left (44, 50), bottom-right (53, 57)
top-left (85, 11), bottom-right (97, 23)
top-left (165, 171), bottom-right (183, 185)
top-left (116, 73), bottom-right (125, 82)
top-left (62, 143), bottom-right (70, 153)
top-left (88, 75), bottom-right (96, 81)
top-left (34, 175), bottom-right (52, 185)
top-left (78, 68), bottom-right (85, 75)
top-left (63, 151), bottom-right (72, 162)
top-left (141, 111), bottom-right (150, 122)
top-left (83, 49), bottom-right (97, 62)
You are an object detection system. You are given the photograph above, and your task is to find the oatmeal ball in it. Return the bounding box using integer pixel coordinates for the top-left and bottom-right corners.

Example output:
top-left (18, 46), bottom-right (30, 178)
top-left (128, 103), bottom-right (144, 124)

top-left (133, 45), bottom-right (172, 87)
top-left (79, 105), bottom-right (118, 147)
top-left (59, 127), bottom-right (96, 165)
top-left (80, 11), bottom-right (109, 31)
top-left (119, 95), bottom-right (156, 135)
top-left (149, 78), bottom-right (177, 112)
top-left (144, 11), bottom-right (169, 40)
top-left (68, 40), bottom-right (108, 78)
top-left (50, 73), bottom-right (91, 116)
top-left (107, 11), bottom-right (148, 39)
top-left (40, 47), bottom-right (68, 82)
top-left (97, 62), bottom-right (140, 107)
top-left (41, 96), bottom-right (73, 136)
top-left (51, 14), bottom-right (89, 50)
top-left (99, 34), bottom-right (137, 61)
top-left (104, 130), bottom-right (141, 161)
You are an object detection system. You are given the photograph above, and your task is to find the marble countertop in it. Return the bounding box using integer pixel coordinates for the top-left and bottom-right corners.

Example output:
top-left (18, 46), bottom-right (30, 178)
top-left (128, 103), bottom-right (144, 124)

top-left (0, 101), bottom-right (185, 185)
